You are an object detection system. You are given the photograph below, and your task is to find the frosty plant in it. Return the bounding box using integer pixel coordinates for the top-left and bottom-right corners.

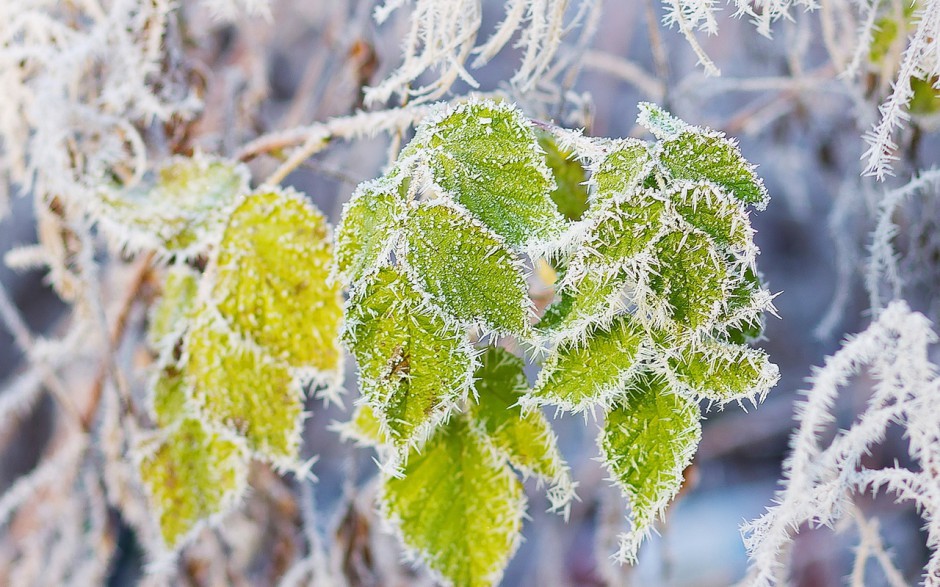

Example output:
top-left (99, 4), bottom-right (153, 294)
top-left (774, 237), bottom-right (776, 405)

top-left (94, 156), bottom-right (344, 549)
top-left (335, 98), bottom-right (779, 585)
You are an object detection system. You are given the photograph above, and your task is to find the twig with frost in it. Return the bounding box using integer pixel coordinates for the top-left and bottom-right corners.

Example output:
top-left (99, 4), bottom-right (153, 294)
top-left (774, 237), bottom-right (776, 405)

top-left (742, 301), bottom-right (940, 586)
top-left (862, 0), bottom-right (940, 179)
top-left (365, 0), bottom-right (593, 105)
top-left (866, 168), bottom-right (940, 312)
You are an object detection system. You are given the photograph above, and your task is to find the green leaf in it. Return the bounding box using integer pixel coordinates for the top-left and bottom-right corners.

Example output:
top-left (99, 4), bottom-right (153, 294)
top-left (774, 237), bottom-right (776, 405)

top-left (538, 134), bottom-right (589, 221)
top-left (592, 139), bottom-right (652, 200)
top-left (538, 271), bottom-right (626, 341)
top-left (96, 155), bottom-right (249, 258)
top-left (646, 230), bottom-right (728, 330)
top-left (211, 188), bottom-right (343, 378)
top-left (150, 367), bottom-right (190, 427)
top-left (659, 130), bottom-right (769, 209)
top-left (185, 312), bottom-right (303, 464)
top-left (469, 347), bottom-right (574, 511)
top-left (667, 181), bottom-right (751, 251)
top-left (404, 202), bottom-right (530, 335)
top-left (380, 416), bottom-right (525, 587)
top-left (664, 338), bottom-right (779, 403)
top-left (599, 372), bottom-right (701, 563)
top-left (344, 267), bottom-right (474, 451)
top-left (414, 99), bottom-right (565, 248)
top-left (138, 417), bottom-right (247, 548)
top-left (148, 265), bottom-right (200, 353)
top-left (528, 315), bottom-right (644, 412)
top-left (334, 176), bottom-right (405, 284)
top-left (574, 192), bottom-right (666, 272)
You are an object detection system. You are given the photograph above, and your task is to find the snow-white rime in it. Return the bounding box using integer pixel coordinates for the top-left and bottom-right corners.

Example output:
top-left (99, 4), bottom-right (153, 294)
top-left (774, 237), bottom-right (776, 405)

top-left (365, 0), bottom-right (595, 104)
top-left (742, 301), bottom-right (940, 586)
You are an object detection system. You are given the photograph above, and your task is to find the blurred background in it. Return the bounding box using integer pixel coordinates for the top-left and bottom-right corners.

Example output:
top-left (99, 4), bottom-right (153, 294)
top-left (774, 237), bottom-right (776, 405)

top-left (1, 1), bottom-right (938, 585)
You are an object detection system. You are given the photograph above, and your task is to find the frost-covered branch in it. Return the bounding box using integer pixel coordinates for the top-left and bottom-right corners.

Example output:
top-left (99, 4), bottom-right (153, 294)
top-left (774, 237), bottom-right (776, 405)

top-left (742, 301), bottom-right (940, 586)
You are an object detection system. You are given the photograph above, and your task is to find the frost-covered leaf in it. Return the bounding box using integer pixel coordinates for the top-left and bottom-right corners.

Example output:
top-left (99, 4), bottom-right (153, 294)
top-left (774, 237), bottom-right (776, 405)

top-left (148, 265), bottom-right (200, 353)
top-left (538, 271), bottom-right (626, 341)
top-left (659, 130), bottom-right (768, 209)
top-left (538, 134), bottom-right (589, 221)
top-left (150, 368), bottom-right (190, 427)
top-left (469, 347), bottom-right (573, 510)
top-left (211, 188), bottom-right (342, 377)
top-left (637, 102), bottom-right (689, 140)
top-left (647, 230), bottom-right (728, 330)
top-left (185, 312), bottom-right (303, 464)
top-left (592, 139), bottom-right (652, 200)
top-left (404, 202), bottom-right (530, 335)
top-left (380, 415), bottom-right (525, 587)
top-left (414, 99), bottom-right (565, 247)
top-left (334, 176), bottom-right (405, 284)
top-left (528, 315), bottom-right (644, 412)
top-left (668, 181), bottom-right (751, 251)
top-left (138, 417), bottom-right (247, 549)
top-left (344, 267), bottom-right (474, 450)
top-left (599, 372), bottom-right (701, 563)
top-left (575, 192), bottom-right (665, 271)
top-left (96, 155), bottom-right (249, 258)
top-left (664, 339), bottom-right (779, 403)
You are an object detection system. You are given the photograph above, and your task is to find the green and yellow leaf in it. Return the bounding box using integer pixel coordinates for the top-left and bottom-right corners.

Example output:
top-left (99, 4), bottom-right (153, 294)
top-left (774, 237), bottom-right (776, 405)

top-left (138, 417), bottom-right (247, 549)
top-left (663, 338), bottom-right (779, 403)
top-left (150, 367), bottom-right (190, 427)
top-left (96, 155), bottom-right (249, 258)
top-left (414, 99), bottom-right (565, 248)
top-left (667, 181), bottom-right (751, 251)
top-left (527, 315), bottom-right (644, 412)
top-left (574, 192), bottom-right (665, 273)
top-left (645, 230), bottom-right (728, 330)
top-left (210, 188), bottom-right (343, 379)
top-left (538, 271), bottom-right (626, 342)
top-left (592, 139), bottom-right (652, 200)
top-left (334, 176), bottom-right (405, 285)
top-left (380, 416), bottom-right (525, 587)
top-left (538, 134), bottom-right (589, 221)
top-left (658, 130), bottom-right (769, 209)
top-left (185, 312), bottom-right (303, 464)
top-left (470, 347), bottom-right (574, 511)
top-left (148, 265), bottom-right (201, 353)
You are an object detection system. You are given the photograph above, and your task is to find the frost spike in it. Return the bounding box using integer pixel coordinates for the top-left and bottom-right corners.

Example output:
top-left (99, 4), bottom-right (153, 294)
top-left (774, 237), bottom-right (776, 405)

top-left (137, 417), bottom-right (248, 550)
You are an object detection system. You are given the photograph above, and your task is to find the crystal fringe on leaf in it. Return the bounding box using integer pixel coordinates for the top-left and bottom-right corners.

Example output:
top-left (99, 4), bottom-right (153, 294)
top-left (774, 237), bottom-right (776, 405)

top-left (598, 372), bottom-right (701, 564)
